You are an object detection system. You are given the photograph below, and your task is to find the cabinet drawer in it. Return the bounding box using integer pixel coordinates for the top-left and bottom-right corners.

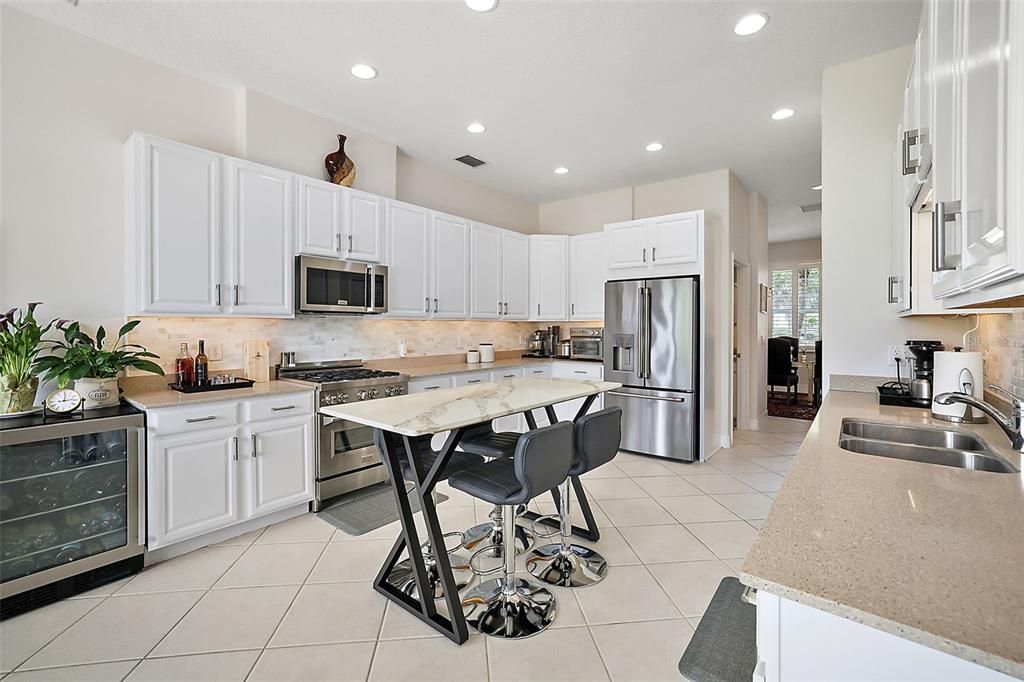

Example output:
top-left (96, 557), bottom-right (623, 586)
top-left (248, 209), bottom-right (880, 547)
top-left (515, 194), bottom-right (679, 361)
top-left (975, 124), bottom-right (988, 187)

top-left (454, 371), bottom-right (491, 387)
top-left (491, 367), bottom-right (525, 381)
top-left (149, 402), bottom-right (239, 435)
top-left (243, 391), bottom-right (315, 422)
top-left (552, 362), bottom-right (603, 380)
top-left (409, 376), bottom-right (455, 393)
top-left (523, 365), bottom-right (552, 378)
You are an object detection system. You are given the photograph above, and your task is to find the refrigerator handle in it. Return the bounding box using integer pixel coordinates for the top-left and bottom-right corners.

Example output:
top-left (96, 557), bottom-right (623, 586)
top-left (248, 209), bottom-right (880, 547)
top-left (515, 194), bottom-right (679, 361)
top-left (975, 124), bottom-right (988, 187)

top-left (643, 287), bottom-right (652, 379)
top-left (636, 287), bottom-right (644, 379)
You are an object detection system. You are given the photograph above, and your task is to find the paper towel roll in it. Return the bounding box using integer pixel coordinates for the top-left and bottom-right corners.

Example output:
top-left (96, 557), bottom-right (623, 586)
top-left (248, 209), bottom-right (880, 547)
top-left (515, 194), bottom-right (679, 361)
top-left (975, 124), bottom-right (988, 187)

top-left (931, 351), bottom-right (984, 418)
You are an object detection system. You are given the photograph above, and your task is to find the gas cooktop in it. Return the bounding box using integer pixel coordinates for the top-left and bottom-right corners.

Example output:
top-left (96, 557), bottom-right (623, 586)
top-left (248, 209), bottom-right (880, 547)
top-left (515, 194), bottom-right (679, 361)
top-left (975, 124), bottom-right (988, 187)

top-left (289, 368), bottom-right (401, 384)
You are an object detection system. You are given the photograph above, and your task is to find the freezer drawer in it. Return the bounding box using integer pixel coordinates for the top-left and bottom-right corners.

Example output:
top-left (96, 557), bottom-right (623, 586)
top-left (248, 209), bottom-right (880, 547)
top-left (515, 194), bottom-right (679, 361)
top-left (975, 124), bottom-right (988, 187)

top-left (605, 387), bottom-right (696, 462)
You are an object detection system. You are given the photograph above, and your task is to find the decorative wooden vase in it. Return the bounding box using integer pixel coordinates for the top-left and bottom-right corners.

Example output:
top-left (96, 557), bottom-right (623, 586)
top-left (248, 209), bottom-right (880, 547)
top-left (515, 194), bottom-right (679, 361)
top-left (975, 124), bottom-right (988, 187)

top-left (325, 134), bottom-right (356, 187)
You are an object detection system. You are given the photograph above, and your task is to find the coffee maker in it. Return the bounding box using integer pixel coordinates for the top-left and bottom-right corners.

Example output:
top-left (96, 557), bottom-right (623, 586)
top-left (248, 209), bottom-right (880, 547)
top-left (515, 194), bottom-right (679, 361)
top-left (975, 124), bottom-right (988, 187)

top-left (905, 340), bottom-right (944, 406)
top-left (525, 326), bottom-right (561, 357)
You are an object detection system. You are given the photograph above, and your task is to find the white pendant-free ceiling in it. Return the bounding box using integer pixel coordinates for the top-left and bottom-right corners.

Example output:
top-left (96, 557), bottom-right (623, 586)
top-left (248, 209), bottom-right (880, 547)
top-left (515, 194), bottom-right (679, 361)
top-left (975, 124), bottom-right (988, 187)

top-left (13, 0), bottom-right (919, 215)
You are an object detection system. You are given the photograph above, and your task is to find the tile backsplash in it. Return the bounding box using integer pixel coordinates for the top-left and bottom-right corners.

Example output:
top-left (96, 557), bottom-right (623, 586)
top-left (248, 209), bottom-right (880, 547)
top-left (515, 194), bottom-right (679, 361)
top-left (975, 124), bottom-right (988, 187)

top-left (126, 316), bottom-right (559, 373)
top-left (969, 311), bottom-right (1024, 399)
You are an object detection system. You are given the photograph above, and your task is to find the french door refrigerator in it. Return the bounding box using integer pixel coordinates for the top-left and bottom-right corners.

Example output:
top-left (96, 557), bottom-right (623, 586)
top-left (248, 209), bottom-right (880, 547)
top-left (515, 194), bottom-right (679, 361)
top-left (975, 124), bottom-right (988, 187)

top-left (604, 276), bottom-right (699, 462)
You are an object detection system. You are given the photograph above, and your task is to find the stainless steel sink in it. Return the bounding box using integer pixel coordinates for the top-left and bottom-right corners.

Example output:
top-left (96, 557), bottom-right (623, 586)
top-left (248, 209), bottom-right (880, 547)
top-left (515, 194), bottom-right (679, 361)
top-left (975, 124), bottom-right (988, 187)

top-left (838, 419), bottom-right (1019, 474)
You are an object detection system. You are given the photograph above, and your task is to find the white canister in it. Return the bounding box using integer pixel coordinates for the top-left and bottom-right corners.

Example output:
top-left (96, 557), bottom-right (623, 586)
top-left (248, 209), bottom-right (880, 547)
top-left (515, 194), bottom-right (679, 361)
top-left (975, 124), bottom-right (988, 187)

top-left (466, 350), bottom-right (481, 364)
top-left (931, 351), bottom-right (984, 419)
top-left (478, 343), bottom-right (495, 363)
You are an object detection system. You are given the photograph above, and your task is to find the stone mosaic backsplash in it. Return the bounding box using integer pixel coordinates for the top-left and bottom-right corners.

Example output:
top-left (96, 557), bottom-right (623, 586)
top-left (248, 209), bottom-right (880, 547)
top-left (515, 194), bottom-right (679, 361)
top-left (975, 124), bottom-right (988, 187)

top-left (125, 316), bottom-right (573, 374)
top-left (970, 310), bottom-right (1024, 400)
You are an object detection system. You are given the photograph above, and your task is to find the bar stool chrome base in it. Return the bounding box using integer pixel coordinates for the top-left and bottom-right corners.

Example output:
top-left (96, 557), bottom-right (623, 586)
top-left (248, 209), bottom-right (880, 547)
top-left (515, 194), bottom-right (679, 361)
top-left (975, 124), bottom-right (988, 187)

top-left (526, 544), bottom-right (608, 588)
top-left (385, 531), bottom-right (471, 600)
top-left (461, 577), bottom-right (556, 639)
top-left (462, 504), bottom-right (535, 556)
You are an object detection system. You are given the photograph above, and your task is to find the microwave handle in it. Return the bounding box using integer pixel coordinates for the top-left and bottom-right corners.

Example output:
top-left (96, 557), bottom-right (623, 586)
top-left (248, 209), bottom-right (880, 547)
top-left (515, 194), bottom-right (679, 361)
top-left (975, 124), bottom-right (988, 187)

top-left (365, 265), bottom-right (374, 313)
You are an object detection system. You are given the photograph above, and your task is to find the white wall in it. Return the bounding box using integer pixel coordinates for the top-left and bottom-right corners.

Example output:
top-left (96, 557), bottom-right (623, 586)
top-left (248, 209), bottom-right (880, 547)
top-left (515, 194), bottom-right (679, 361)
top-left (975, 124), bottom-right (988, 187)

top-left (821, 46), bottom-right (966, 389)
top-left (750, 192), bottom-right (771, 421)
top-left (538, 188), bottom-right (633, 235)
top-left (769, 238), bottom-right (822, 266)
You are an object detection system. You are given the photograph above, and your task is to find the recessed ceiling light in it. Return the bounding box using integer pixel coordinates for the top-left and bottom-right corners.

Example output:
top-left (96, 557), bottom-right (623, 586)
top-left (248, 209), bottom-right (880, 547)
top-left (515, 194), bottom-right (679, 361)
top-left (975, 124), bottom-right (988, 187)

top-left (554, 167), bottom-right (570, 175)
top-left (350, 64), bottom-right (378, 80)
top-left (466, 0), bottom-right (498, 11)
top-left (771, 108), bottom-right (795, 120)
top-left (466, 122), bottom-right (486, 134)
top-left (734, 12), bottom-right (770, 36)
top-left (645, 142), bottom-right (664, 152)
top-left (811, 184), bottom-right (822, 191)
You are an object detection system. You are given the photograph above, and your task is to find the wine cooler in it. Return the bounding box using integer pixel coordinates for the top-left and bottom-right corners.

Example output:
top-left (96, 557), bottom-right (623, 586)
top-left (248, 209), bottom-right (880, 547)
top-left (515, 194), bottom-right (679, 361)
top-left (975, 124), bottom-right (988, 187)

top-left (0, 408), bottom-right (145, 618)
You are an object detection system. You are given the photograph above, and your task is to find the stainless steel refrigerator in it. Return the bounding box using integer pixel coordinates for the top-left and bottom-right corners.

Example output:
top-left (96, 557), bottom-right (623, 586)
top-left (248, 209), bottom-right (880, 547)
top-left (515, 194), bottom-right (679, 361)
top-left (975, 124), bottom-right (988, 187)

top-left (604, 276), bottom-right (699, 462)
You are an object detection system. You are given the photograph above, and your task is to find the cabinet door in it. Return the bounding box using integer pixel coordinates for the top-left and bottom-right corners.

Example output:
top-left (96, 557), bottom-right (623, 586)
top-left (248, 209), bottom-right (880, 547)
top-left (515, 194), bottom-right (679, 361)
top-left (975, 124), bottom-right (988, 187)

top-left (247, 416), bottom-right (314, 518)
top-left (959, 0), bottom-right (1014, 288)
top-left (502, 231), bottom-right (531, 320)
top-left (386, 200), bottom-right (431, 318)
top-left (296, 177), bottom-right (342, 257)
top-left (529, 235), bottom-right (569, 320)
top-left (224, 160), bottom-right (295, 317)
top-left (891, 139), bottom-right (912, 312)
top-left (605, 220), bottom-right (648, 270)
top-left (650, 213), bottom-right (700, 270)
top-left (344, 188), bottom-right (385, 263)
top-left (917, 4), bottom-right (934, 181)
top-left (470, 223), bottom-right (503, 319)
top-left (147, 427), bottom-right (240, 549)
top-left (431, 213), bottom-right (470, 319)
top-left (570, 233), bottom-right (606, 320)
top-left (135, 137), bottom-right (222, 315)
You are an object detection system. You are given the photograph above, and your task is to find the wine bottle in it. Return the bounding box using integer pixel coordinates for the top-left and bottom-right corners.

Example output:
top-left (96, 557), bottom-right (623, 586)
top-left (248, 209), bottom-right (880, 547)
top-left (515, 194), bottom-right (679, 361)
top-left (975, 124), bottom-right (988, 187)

top-left (175, 342), bottom-right (195, 386)
top-left (195, 340), bottom-right (209, 386)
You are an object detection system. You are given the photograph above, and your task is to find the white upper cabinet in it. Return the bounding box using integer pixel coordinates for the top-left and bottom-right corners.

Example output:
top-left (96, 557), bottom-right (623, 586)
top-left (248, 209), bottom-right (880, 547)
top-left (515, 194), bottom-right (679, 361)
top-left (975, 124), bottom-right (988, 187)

top-left (126, 134), bottom-right (223, 315)
top-left (296, 176), bottom-right (342, 258)
top-left (570, 233), bottom-right (606, 320)
top-left (649, 212), bottom-right (700, 271)
top-left (431, 212), bottom-right (471, 319)
top-left (344, 188), bottom-right (385, 263)
top-left (502, 231), bottom-right (530, 319)
top-left (604, 211), bottom-right (703, 278)
top-left (223, 159), bottom-right (295, 317)
top-left (470, 222), bottom-right (503, 319)
top-left (605, 220), bottom-right (648, 270)
top-left (386, 200), bottom-right (431, 318)
top-left (529, 235), bottom-right (569, 321)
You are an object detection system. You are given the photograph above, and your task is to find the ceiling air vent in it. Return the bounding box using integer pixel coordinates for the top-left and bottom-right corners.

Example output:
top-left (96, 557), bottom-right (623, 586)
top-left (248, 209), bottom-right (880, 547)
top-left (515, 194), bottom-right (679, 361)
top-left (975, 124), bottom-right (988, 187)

top-left (800, 203), bottom-right (822, 213)
top-left (455, 155), bottom-right (486, 168)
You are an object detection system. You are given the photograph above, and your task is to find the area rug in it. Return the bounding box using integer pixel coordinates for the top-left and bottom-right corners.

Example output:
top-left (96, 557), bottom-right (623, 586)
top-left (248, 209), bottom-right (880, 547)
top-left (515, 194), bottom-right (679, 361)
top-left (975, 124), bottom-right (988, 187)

top-left (316, 481), bottom-right (448, 536)
top-left (767, 392), bottom-right (819, 421)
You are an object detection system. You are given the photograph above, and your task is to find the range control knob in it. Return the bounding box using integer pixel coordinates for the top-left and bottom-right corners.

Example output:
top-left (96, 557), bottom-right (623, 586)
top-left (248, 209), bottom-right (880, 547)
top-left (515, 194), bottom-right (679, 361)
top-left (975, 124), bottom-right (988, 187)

top-left (393, 386), bottom-right (404, 396)
top-left (368, 388), bottom-right (379, 399)
top-left (385, 386), bottom-right (396, 397)
top-left (323, 394), bottom-right (338, 405)
top-left (339, 393), bottom-right (348, 403)
top-left (357, 390), bottom-right (368, 401)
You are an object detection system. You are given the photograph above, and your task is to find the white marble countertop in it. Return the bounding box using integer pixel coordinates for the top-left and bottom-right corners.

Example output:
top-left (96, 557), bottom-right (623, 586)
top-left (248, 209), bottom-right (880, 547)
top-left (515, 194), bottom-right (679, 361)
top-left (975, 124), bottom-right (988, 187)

top-left (123, 381), bottom-right (312, 410)
top-left (319, 377), bottom-right (621, 436)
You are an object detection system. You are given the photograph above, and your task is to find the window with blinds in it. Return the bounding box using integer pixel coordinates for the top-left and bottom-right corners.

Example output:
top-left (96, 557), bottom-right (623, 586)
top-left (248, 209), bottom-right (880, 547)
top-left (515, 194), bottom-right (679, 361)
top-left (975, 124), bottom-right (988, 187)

top-left (771, 263), bottom-right (821, 346)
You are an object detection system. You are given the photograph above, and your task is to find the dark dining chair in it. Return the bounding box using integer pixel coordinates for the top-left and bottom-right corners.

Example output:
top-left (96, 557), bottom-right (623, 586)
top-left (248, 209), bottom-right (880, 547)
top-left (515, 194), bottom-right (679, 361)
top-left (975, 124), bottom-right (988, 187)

top-left (813, 340), bottom-right (823, 406)
top-left (780, 336), bottom-right (800, 362)
top-left (768, 338), bottom-right (799, 404)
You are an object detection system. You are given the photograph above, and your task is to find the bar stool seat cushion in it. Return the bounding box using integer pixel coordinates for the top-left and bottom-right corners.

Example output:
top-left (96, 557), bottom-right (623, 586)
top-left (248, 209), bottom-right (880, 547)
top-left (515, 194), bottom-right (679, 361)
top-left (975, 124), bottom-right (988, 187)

top-left (446, 459), bottom-right (522, 506)
top-left (459, 426), bottom-right (520, 459)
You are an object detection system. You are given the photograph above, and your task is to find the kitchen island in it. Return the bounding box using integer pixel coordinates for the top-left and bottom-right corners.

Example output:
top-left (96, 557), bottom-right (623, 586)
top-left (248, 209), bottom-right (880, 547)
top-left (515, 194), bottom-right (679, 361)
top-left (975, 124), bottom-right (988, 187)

top-left (741, 390), bottom-right (1023, 680)
top-left (319, 376), bottom-right (620, 644)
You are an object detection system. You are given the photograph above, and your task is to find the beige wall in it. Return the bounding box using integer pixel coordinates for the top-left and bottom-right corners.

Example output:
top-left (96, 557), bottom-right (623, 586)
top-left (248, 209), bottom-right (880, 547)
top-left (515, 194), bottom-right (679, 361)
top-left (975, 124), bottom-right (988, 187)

top-left (538, 188), bottom-right (632, 235)
top-left (822, 46), bottom-right (965, 389)
top-left (768, 238), bottom-right (822, 266)
top-left (750, 193), bottom-right (771, 421)
top-left (396, 152), bottom-right (538, 234)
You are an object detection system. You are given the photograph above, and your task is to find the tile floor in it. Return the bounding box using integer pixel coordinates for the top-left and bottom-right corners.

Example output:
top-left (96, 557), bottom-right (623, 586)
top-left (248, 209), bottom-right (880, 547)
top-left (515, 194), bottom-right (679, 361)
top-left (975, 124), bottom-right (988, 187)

top-left (0, 417), bottom-right (810, 682)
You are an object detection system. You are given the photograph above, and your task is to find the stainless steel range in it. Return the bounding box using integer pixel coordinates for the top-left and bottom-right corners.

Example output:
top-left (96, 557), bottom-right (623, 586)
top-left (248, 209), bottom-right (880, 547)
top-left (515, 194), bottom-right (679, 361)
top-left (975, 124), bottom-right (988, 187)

top-left (277, 359), bottom-right (408, 511)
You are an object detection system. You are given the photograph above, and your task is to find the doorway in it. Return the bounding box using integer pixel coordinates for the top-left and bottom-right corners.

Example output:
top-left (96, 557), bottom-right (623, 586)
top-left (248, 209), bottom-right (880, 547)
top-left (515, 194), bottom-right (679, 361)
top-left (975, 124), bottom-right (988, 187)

top-left (731, 258), bottom-right (751, 438)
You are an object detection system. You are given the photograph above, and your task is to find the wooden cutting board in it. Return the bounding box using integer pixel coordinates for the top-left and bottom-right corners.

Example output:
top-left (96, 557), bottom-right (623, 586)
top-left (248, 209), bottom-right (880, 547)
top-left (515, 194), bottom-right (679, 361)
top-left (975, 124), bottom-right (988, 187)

top-left (243, 340), bottom-right (271, 382)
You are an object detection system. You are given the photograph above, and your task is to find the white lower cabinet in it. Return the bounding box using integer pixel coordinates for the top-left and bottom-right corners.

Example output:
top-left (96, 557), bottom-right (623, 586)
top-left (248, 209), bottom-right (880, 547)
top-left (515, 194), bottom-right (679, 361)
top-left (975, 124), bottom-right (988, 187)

top-left (146, 394), bottom-right (314, 550)
top-left (490, 367), bottom-right (525, 432)
top-left (550, 362), bottom-right (603, 423)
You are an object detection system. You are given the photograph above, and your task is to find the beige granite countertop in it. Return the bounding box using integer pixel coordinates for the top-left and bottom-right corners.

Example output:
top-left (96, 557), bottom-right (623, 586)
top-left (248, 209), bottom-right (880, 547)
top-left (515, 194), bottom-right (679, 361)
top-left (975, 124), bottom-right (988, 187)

top-left (123, 380), bottom-right (313, 410)
top-left (741, 390), bottom-right (1023, 678)
top-left (367, 356), bottom-right (599, 379)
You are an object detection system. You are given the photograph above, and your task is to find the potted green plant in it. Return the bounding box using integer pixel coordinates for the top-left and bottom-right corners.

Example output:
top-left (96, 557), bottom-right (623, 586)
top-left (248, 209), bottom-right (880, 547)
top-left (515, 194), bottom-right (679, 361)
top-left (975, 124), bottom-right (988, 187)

top-left (0, 303), bottom-right (54, 414)
top-left (36, 319), bottom-right (164, 409)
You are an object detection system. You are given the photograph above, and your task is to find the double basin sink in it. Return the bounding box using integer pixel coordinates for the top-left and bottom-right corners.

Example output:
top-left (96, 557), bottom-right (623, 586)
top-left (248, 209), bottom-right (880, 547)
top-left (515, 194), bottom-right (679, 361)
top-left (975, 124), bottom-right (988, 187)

top-left (839, 419), bottom-right (1019, 474)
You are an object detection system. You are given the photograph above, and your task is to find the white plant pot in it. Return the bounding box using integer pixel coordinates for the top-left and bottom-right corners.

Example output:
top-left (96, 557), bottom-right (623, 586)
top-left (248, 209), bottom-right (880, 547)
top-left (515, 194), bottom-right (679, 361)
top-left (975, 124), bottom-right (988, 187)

top-left (75, 377), bottom-right (120, 410)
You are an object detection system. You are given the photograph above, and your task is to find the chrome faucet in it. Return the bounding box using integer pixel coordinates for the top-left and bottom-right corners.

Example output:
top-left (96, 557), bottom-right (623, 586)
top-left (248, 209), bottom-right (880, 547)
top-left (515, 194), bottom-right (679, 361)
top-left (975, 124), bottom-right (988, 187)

top-left (934, 385), bottom-right (1024, 452)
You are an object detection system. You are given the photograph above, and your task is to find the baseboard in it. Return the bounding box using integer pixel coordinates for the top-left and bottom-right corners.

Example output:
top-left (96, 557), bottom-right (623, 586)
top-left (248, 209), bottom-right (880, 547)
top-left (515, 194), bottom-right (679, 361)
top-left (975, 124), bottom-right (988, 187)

top-left (145, 503), bottom-right (309, 565)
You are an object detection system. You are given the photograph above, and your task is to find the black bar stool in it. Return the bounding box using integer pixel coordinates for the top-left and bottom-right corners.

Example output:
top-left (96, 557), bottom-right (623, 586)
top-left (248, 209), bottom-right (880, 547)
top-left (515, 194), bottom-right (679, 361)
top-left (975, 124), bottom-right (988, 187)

top-left (448, 421), bottom-right (574, 639)
top-left (526, 407), bottom-right (622, 588)
top-left (374, 432), bottom-right (484, 600)
top-left (457, 422), bottom-right (536, 556)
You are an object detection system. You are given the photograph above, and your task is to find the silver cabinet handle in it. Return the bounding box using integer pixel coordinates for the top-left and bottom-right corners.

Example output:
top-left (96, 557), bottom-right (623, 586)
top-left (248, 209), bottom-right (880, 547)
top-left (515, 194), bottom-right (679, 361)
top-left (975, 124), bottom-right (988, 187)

top-left (504, 302), bottom-right (508, 315)
top-left (574, 370), bottom-right (587, 374)
top-left (652, 247), bottom-right (656, 261)
top-left (186, 416), bottom-right (216, 424)
top-left (503, 373), bottom-right (516, 378)
top-left (887, 276), bottom-right (898, 304)
top-left (571, 303), bottom-right (575, 315)
top-left (271, 405), bottom-right (296, 412)
top-left (537, 303), bottom-right (541, 315)
top-left (233, 284), bottom-right (239, 306)
top-left (251, 433), bottom-right (258, 457)
top-left (424, 385), bottom-right (441, 391)
top-left (643, 247), bottom-right (647, 263)
top-left (467, 379), bottom-right (482, 384)
top-left (232, 435), bottom-right (238, 461)
top-left (607, 391), bottom-right (685, 403)
top-left (348, 234), bottom-right (354, 251)
top-left (215, 284), bottom-right (221, 306)
top-left (902, 128), bottom-right (922, 175)
top-left (336, 233), bottom-right (342, 252)
top-left (932, 201), bottom-right (959, 272)
top-left (531, 369), bottom-right (545, 374)
top-left (425, 297), bottom-right (430, 313)
top-left (434, 298), bottom-right (438, 313)
top-left (498, 302), bottom-right (502, 315)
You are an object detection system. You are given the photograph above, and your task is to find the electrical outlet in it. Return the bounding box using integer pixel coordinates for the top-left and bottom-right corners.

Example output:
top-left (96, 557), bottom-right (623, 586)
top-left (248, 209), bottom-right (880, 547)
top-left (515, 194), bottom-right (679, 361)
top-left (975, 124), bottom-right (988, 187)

top-left (887, 344), bottom-right (907, 367)
top-left (206, 341), bottom-right (223, 362)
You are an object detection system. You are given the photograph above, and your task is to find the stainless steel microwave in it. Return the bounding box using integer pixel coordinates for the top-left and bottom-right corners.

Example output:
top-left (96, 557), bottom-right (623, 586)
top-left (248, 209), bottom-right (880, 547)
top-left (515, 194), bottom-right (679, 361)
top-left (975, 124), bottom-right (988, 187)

top-left (296, 256), bottom-right (388, 314)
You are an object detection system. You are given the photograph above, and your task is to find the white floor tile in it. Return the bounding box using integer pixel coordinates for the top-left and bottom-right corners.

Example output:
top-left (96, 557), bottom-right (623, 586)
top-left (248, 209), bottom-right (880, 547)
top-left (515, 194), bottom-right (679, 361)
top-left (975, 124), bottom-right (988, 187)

top-left (125, 650), bottom-right (259, 681)
top-left (369, 635), bottom-right (487, 681)
top-left (488, 626), bottom-right (609, 682)
top-left (754, 456), bottom-right (795, 472)
top-left (378, 601), bottom-right (445, 641)
top-left (573, 527), bottom-right (642, 566)
top-left (615, 458), bottom-right (678, 478)
top-left (707, 457), bottom-right (770, 474)
top-left (0, 597), bottom-right (102, 672)
top-left (657, 496), bottom-right (740, 524)
top-left (710, 493), bottom-right (774, 520)
top-left (256, 514), bottom-right (337, 544)
top-left (270, 582), bottom-right (386, 646)
top-left (598, 498), bottom-right (676, 527)
top-left (214, 542), bottom-right (325, 588)
top-left (213, 528), bottom-right (264, 546)
top-left (684, 521), bottom-right (759, 560)
top-left (581, 477), bottom-right (649, 500)
top-left (731, 471), bottom-right (786, 493)
top-left (5, 660), bottom-right (137, 681)
top-left (748, 518), bottom-right (765, 529)
top-left (307, 540), bottom-right (394, 583)
top-left (151, 586), bottom-right (297, 657)
top-left (648, 560), bottom-right (736, 617)
top-left (634, 476), bottom-right (703, 498)
top-left (592, 619), bottom-right (693, 682)
top-left (574, 565), bottom-right (680, 625)
top-left (679, 474), bottom-right (756, 495)
top-left (761, 442), bottom-right (802, 456)
top-left (249, 642), bottom-right (375, 681)
top-left (120, 546), bottom-right (246, 595)
top-left (24, 592), bottom-right (203, 669)
top-left (581, 461), bottom-right (627, 479)
top-left (719, 444), bottom-right (775, 459)
top-left (618, 524), bottom-right (715, 563)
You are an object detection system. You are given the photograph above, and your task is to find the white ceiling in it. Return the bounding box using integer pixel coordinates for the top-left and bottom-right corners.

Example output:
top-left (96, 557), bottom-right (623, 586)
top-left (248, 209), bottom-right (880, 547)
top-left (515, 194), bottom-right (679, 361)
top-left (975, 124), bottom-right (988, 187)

top-left (767, 204), bottom-right (822, 243)
top-left (14, 0), bottom-right (919, 239)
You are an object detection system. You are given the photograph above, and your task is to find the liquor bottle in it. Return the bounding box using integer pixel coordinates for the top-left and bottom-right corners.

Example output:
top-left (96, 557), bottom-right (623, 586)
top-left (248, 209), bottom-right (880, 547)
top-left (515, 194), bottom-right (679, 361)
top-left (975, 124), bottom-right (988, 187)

top-left (195, 340), bottom-right (209, 386)
top-left (175, 342), bottom-right (194, 386)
